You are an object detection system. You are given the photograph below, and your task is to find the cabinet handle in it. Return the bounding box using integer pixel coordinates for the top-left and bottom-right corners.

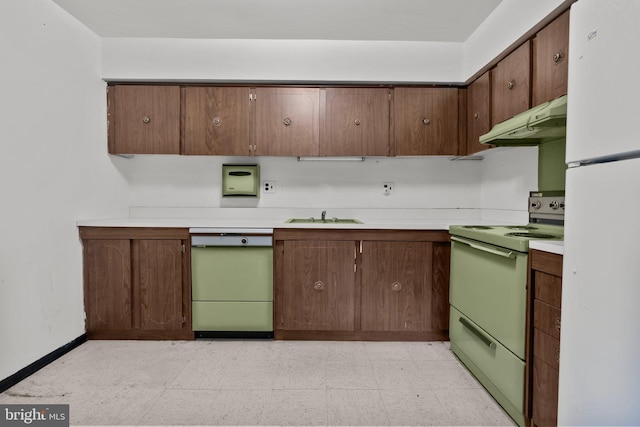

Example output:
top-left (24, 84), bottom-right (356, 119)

top-left (283, 117), bottom-right (292, 126)
top-left (422, 117), bottom-right (431, 125)
top-left (213, 117), bottom-right (222, 126)
top-left (507, 80), bottom-right (515, 90)
top-left (553, 51), bottom-right (565, 64)
top-left (555, 317), bottom-right (561, 331)
top-left (354, 119), bottom-right (361, 126)
top-left (391, 282), bottom-right (402, 292)
top-left (313, 281), bottom-right (325, 291)
top-left (142, 116), bottom-right (151, 124)
top-left (474, 112), bottom-right (479, 120)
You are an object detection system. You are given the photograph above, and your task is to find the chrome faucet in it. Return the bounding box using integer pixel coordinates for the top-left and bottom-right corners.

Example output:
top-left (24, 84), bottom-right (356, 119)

top-left (321, 210), bottom-right (326, 221)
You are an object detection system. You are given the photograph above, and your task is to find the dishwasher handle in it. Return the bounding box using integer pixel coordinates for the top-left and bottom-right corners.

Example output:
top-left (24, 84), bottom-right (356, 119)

top-left (450, 236), bottom-right (516, 259)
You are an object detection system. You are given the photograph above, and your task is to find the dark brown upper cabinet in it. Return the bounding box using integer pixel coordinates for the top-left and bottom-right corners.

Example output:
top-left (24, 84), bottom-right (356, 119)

top-left (183, 86), bottom-right (250, 155)
top-left (252, 87), bottom-right (320, 156)
top-left (491, 41), bottom-right (532, 126)
top-left (466, 71), bottom-right (492, 155)
top-left (533, 10), bottom-right (570, 106)
top-left (394, 87), bottom-right (459, 156)
top-left (321, 87), bottom-right (391, 156)
top-left (108, 85), bottom-right (181, 155)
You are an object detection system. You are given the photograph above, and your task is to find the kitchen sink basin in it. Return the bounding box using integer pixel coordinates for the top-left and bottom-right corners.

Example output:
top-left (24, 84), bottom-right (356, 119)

top-left (285, 218), bottom-right (363, 224)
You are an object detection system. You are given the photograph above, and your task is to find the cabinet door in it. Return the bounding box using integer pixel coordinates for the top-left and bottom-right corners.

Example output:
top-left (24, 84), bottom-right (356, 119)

top-left (183, 86), bottom-right (250, 155)
top-left (322, 88), bottom-right (390, 156)
top-left (84, 239), bottom-right (132, 331)
top-left (360, 241), bottom-right (433, 331)
top-left (281, 240), bottom-right (355, 331)
top-left (533, 10), bottom-right (570, 106)
top-left (492, 41), bottom-right (531, 125)
top-left (110, 85), bottom-right (181, 154)
top-left (253, 87), bottom-right (320, 156)
top-left (394, 87), bottom-right (459, 155)
top-left (136, 239), bottom-right (184, 330)
top-left (431, 242), bottom-right (451, 331)
top-left (466, 71), bottom-right (492, 155)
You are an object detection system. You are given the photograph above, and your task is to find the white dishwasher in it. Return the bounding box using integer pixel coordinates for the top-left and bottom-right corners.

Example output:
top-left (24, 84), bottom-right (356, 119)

top-left (190, 228), bottom-right (273, 338)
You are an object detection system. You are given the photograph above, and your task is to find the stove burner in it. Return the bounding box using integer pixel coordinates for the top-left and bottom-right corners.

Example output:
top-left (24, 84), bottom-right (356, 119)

top-left (463, 226), bottom-right (493, 230)
top-left (504, 232), bottom-right (557, 239)
top-left (505, 226), bottom-right (538, 230)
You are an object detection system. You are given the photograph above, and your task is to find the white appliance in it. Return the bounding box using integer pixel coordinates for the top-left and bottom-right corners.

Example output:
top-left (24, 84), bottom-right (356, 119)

top-left (560, 1), bottom-right (640, 425)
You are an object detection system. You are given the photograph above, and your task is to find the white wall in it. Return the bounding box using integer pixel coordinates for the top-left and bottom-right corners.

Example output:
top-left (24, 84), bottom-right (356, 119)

top-left (102, 38), bottom-right (464, 83)
top-left (480, 147), bottom-right (539, 223)
top-left (114, 155), bottom-right (482, 211)
top-left (113, 149), bottom-right (537, 223)
top-left (100, 1), bottom-right (568, 84)
top-left (0, 1), bottom-right (129, 381)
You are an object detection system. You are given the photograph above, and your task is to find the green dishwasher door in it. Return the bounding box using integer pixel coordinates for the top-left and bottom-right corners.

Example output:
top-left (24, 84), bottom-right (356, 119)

top-left (450, 238), bottom-right (528, 358)
top-left (192, 301), bottom-right (273, 331)
top-left (191, 246), bottom-right (273, 301)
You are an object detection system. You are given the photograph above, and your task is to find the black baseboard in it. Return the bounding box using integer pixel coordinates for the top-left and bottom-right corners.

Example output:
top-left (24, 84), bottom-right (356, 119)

top-left (0, 334), bottom-right (87, 394)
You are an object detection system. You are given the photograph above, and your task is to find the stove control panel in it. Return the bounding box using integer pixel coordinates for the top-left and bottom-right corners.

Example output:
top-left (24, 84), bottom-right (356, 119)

top-left (529, 194), bottom-right (565, 223)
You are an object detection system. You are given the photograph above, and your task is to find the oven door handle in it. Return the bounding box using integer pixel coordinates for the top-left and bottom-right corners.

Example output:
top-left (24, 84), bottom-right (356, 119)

top-left (459, 317), bottom-right (497, 349)
top-left (450, 236), bottom-right (516, 259)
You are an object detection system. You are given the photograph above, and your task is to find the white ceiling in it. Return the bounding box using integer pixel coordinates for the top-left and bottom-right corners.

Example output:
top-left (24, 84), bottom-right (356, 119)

top-left (52, 0), bottom-right (503, 42)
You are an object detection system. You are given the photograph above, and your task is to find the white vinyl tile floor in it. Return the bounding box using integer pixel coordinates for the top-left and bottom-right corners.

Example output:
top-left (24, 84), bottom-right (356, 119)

top-left (0, 340), bottom-right (516, 426)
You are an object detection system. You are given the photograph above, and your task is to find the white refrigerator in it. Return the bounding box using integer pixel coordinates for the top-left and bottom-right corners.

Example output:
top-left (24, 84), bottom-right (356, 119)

top-left (560, 0), bottom-right (640, 425)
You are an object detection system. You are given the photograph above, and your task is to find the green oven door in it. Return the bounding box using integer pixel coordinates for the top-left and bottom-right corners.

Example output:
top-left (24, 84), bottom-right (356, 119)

top-left (449, 236), bottom-right (528, 358)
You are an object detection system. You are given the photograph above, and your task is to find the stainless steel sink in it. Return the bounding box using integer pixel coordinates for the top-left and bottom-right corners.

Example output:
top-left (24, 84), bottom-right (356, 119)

top-left (285, 218), bottom-right (363, 224)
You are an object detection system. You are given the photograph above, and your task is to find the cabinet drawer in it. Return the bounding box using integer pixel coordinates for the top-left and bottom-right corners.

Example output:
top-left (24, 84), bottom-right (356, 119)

top-left (533, 300), bottom-right (561, 339)
top-left (533, 328), bottom-right (560, 370)
top-left (534, 271), bottom-right (562, 308)
top-left (531, 356), bottom-right (559, 427)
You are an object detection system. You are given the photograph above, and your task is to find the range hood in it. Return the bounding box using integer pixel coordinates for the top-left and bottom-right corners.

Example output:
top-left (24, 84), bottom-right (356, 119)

top-left (480, 95), bottom-right (567, 146)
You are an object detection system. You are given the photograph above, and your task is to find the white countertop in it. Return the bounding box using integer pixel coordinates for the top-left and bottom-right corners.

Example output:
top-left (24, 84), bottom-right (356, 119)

top-left (529, 240), bottom-right (564, 255)
top-left (77, 216), bottom-right (457, 230)
top-left (76, 208), bottom-right (529, 231)
top-left (78, 208), bottom-right (566, 252)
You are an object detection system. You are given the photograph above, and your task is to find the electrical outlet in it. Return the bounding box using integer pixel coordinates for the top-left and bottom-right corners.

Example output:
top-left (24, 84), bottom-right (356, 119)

top-left (263, 180), bottom-right (276, 194)
top-left (382, 182), bottom-right (394, 196)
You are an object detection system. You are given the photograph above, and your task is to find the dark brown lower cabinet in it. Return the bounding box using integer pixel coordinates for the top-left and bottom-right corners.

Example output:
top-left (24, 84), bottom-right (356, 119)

top-left (360, 241), bottom-right (432, 332)
top-left (274, 229), bottom-right (450, 341)
top-left (281, 240), bottom-right (356, 331)
top-left (80, 227), bottom-right (193, 340)
top-left (527, 249), bottom-right (563, 427)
